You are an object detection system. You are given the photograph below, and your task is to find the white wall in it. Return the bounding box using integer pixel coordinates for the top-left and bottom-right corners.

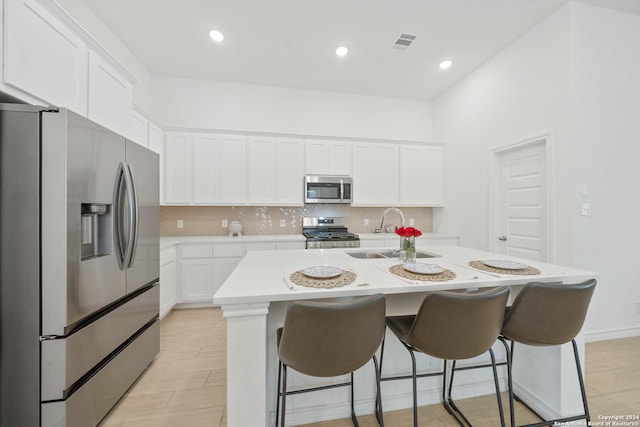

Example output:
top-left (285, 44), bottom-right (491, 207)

top-left (433, 4), bottom-right (572, 261)
top-left (570, 2), bottom-right (640, 338)
top-left (152, 76), bottom-right (433, 142)
top-left (434, 1), bottom-right (640, 339)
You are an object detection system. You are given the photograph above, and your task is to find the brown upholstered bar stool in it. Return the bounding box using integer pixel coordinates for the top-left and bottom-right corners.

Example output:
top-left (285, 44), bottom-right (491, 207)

top-left (379, 286), bottom-right (510, 427)
top-left (275, 294), bottom-right (386, 427)
top-left (498, 279), bottom-right (597, 427)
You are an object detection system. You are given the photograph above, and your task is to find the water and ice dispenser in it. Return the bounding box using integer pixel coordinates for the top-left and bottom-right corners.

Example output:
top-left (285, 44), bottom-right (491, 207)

top-left (80, 203), bottom-right (112, 261)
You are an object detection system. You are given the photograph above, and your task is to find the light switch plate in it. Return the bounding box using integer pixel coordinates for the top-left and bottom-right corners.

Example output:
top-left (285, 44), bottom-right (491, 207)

top-left (581, 203), bottom-right (592, 216)
top-left (177, 219), bottom-right (184, 229)
top-left (280, 219), bottom-right (286, 228)
top-left (222, 219), bottom-right (228, 228)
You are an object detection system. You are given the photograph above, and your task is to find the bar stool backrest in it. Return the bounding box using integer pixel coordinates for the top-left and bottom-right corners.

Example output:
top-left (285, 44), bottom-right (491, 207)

top-left (407, 287), bottom-right (510, 360)
top-left (501, 280), bottom-right (597, 346)
top-left (278, 294), bottom-right (386, 377)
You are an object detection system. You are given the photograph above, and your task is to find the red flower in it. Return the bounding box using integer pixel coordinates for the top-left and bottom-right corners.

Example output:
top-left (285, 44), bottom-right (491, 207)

top-left (395, 227), bottom-right (422, 237)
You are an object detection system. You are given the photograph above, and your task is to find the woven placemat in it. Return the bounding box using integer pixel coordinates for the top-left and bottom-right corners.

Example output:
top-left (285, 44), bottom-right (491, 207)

top-left (288, 269), bottom-right (357, 288)
top-left (469, 261), bottom-right (540, 275)
top-left (389, 264), bottom-right (456, 282)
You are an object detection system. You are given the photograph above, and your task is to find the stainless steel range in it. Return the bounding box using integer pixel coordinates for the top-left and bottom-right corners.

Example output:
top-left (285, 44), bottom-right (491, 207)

top-left (303, 217), bottom-right (360, 249)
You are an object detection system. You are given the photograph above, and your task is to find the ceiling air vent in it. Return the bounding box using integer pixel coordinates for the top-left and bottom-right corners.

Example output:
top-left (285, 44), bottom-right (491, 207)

top-left (392, 33), bottom-right (416, 51)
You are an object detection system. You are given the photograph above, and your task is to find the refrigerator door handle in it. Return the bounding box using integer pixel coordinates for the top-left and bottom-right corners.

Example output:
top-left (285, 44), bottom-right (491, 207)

top-left (113, 162), bottom-right (127, 270)
top-left (124, 164), bottom-right (139, 268)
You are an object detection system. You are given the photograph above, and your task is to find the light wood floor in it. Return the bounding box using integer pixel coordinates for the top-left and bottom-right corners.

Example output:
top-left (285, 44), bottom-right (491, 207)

top-left (101, 308), bottom-right (640, 426)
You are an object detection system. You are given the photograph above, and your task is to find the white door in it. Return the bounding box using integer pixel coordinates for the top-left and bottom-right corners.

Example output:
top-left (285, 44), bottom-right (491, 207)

top-left (494, 139), bottom-right (548, 262)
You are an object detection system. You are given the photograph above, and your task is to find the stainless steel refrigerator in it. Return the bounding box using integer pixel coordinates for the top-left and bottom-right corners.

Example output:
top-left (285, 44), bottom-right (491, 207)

top-left (0, 102), bottom-right (160, 426)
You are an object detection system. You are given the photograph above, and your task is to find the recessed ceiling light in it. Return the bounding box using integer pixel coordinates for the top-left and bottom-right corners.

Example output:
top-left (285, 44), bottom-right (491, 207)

top-left (439, 59), bottom-right (453, 70)
top-left (336, 46), bottom-right (348, 57)
top-left (209, 30), bottom-right (224, 42)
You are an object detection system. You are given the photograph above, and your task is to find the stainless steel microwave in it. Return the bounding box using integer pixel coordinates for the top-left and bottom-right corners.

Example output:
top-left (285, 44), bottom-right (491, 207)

top-left (304, 175), bottom-right (353, 204)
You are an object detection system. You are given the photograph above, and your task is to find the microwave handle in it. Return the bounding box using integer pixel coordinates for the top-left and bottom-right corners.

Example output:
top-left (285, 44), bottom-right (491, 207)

top-left (339, 179), bottom-right (344, 201)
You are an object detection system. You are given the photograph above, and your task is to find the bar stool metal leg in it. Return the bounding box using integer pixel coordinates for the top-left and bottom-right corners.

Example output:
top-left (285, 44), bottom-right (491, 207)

top-left (275, 360), bottom-right (282, 426)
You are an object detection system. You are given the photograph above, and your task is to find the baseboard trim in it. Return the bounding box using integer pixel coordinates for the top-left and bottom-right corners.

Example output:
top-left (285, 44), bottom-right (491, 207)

top-left (174, 301), bottom-right (215, 310)
top-left (585, 326), bottom-right (640, 343)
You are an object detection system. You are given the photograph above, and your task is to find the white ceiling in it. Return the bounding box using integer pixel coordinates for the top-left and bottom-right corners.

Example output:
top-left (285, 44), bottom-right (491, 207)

top-left (83, 0), bottom-right (580, 100)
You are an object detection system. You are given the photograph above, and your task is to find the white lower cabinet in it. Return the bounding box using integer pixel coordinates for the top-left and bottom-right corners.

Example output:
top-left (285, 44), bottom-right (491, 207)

top-left (179, 244), bottom-right (215, 302)
top-left (159, 247), bottom-right (177, 318)
top-left (180, 258), bottom-right (215, 302)
top-left (212, 258), bottom-right (242, 299)
top-left (173, 239), bottom-right (306, 306)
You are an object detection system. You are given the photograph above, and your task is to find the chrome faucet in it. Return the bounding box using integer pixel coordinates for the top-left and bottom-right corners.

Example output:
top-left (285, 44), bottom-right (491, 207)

top-left (375, 207), bottom-right (405, 233)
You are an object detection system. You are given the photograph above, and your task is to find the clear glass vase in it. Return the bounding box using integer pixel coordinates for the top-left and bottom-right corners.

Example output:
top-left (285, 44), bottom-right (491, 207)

top-left (399, 236), bottom-right (416, 264)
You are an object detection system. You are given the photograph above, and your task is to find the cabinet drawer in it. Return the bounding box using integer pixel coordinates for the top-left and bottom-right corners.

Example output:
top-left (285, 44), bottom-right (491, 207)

top-left (181, 244), bottom-right (214, 258)
top-left (213, 243), bottom-right (245, 257)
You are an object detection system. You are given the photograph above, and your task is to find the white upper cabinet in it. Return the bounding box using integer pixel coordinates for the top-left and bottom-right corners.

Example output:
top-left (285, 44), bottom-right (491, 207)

top-left (164, 133), bottom-right (193, 204)
top-left (194, 134), bottom-right (246, 204)
top-left (399, 145), bottom-right (444, 206)
top-left (248, 137), bottom-right (304, 205)
top-left (305, 140), bottom-right (352, 176)
top-left (276, 139), bottom-right (305, 205)
top-left (129, 110), bottom-right (148, 147)
top-left (4, 0), bottom-right (88, 114)
top-left (87, 52), bottom-right (133, 137)
top-left (247, 137), bottom-right (277, 203)
top-left (352, 142), bottom-right (399, 206)
top-left (147, 122), bottom-right (164, 155)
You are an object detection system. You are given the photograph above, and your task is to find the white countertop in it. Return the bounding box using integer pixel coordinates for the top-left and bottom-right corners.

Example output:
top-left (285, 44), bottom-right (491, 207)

top-left (160, 234), bottom-right (305, 249)
top-left (213, 245), bottom-right (597, 305)
top-left (357, 232), bottom-right (458, 240)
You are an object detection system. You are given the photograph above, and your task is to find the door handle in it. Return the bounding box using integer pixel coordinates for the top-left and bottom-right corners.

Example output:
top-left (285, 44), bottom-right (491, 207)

top-left (498, 235), bottom-right (507, 241)
top-left (124, 164), bottom-right (139, 269)
top-left (113, 163), bottom-right (127, 270)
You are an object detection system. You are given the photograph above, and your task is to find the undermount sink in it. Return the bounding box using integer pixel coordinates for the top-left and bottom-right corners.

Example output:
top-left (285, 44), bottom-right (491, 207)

top-left (346, 249), bottom-right (440, 259)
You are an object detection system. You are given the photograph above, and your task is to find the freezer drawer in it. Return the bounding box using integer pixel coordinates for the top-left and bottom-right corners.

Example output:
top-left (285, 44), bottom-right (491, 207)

top-left (41, 284), bottom-right (159, 401)
top-left (41, 320), bottom-right (159, 427)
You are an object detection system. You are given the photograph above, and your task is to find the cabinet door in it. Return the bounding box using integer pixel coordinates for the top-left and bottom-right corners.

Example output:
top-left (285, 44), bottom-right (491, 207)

top-left (247, 137), bottom-right (277, 203)
top-left (160, 247), bottom-right (177, 317)
top-left (193, 135), bottom-right (218, 203)
top-left (399, 145), bottom-right (444, 206)
top-left (193, 134), bottom-right (247, 204)
top-left (4, 0), bottom-right (88, 114)
top-left (147, 122), bottom-right (164, 155)
top-left (328, 142), bottom-right (352, 175)
top-left (160, 260), bottom-right (176, 318)
top-left (212, 258), bottom-right (241, 302)
top-left (276, 139), bottom-right (304, 205)
top-left (305, 140), bottom-right (352, 176)
top-left (352, 143), bottom-right (399, 206)
top-left (180, 258), bottom-right (214, 302)
top-left (305, 140), bottom-right (329, 175)
top-left (164, 133), bottom-right (193, 204)
top-left (87, 51), bottom-right (132, 137)
top-left (129, 110), bottom-right (148, 147)
top-left (215, 135), bottom-right (247, 204)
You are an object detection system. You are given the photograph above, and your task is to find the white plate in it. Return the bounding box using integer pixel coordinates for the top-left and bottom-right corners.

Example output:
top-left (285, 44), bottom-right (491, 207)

top-left (403, 263), bottom-right (445, 275)
top-left (482, 260), bottom-right (529, 270)
top-left (301, 266), bottom-right (344, 279)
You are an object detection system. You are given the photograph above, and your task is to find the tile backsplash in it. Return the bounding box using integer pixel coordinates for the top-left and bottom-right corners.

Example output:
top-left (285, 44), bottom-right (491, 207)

top-left (160, 205), bottom-right (433, 236)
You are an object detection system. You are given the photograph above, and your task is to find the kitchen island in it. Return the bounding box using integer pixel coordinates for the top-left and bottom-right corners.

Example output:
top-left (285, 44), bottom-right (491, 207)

top-left (213, 245), bottom-right (597, 426)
